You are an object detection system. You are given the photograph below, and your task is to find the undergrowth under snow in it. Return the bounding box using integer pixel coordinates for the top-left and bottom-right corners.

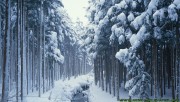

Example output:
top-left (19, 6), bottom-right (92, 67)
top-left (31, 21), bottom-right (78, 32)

top-left (24, 73), bottom-right (93, 102)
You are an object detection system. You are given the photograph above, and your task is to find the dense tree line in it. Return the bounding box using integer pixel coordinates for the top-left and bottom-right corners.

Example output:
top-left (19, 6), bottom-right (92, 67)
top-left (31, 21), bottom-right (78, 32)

top-left (0, 0), bottom-right (92, 102)
top-left (87, 0), bottom-right (180, 100)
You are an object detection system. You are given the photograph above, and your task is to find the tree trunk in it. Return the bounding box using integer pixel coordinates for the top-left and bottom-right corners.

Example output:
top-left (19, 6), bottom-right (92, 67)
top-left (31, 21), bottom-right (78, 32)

top-left (0, 2), bottom-right (2, 89)
top-left (153, 39), bottom-right (157, 98)
top-left (32, 29), bottom-right (34, 92)
top-left (171, 45), bottom-right (175, 99)
top-left (42, 11), bottom-right (46, 93)
top-left (1, 0), bottom-right (10, 101)
top-left (163, 44), bottom-right (166, 95)
top-left (16, 0), bottom-right (21, 100)
top-left (160, 45), bottom-right (163, 97)
top-left (175, 11), bottom-right (180, 99)
top-left (20, 0), bottom-right (26, 100)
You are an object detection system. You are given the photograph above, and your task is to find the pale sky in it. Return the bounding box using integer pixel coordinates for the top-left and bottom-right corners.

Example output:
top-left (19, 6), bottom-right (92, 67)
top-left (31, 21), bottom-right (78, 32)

top-left (62, 0), bottom-right (89, 25)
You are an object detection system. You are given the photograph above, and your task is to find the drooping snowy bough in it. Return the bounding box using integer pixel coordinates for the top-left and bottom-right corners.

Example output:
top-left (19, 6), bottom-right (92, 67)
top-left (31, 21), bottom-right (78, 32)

top-left (87, 0), bottom-right (180, 99)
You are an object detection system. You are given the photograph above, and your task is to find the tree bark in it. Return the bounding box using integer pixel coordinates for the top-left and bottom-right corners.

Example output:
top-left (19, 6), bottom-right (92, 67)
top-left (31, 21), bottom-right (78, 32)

top-left (153, 39), bottom-right (157, 98)
top-left (1, 0), bottom-right (10, 101)
top-left (175, 11), bottom-right (180, 99)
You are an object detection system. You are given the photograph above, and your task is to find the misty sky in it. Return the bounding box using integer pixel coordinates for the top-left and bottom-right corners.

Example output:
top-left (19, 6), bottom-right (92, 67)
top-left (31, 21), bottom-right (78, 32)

top-left (62, 0), bottom-right (89, 25)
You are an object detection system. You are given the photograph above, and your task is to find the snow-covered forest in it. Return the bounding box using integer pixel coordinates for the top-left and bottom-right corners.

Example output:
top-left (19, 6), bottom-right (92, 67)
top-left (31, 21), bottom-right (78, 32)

top-left (0, 0), bottom-right (180, 102)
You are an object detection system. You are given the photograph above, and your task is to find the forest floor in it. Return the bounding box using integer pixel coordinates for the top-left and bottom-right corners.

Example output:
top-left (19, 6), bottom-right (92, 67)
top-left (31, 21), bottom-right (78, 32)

top-left (22, 71), bottom-right (118, 102)
top-left (8, 71), bottom-right (173, 102)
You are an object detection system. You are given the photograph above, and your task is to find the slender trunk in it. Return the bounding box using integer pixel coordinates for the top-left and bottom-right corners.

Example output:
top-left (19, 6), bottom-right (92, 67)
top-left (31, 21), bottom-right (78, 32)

top-left (105, 51), bottom-right (108, 92)
top-left (175, 12), bottom-right (180, 99)
top-left (16, 0), bottom-right (21, 100)
top-left (26, 34), bottom-right (29, 95)
top-left (160, 45), bottom-right (164, 97)
top-left (32, 29), bottom-right (34, 92)
top-left (26, 26), bottom-right (29, 95)
top-left (1, 0), bottom-right (10, 101)
top-left (163, 44), bottom-right (166, 95)
top-left (116, 59), bottom-right (120, 100)
top-left (101, 55), bottom-right (104, 90)
top-left (110, 51), bottom-right (112, 94)
top-left (153, 39), bottom-right (157, 98)
top-left (150, 41), bottom-right (153, 96)
top-left (94, 58), bottom-right (97, 85)
top-left (42, 16), bottom-right (46, 93)
top-left (9, 12), bottom-right (13, 93)
top-left (38, 0), bottom-right (43, 97)
top-left (112, 47), bottom-right (116, 96)
top-left (172, 47), bottom-right (175, 99)
top-left (0, 6), bottom-right (2, 87)
top-left (20, 0), bottom-right (25, 100)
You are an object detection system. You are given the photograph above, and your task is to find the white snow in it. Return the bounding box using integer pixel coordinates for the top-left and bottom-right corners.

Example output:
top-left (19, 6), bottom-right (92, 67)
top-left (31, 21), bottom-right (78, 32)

top-left (115, 48), bottom-right (128, 61)
top-left (125, 78), bottom-right (134, 90)
top-left (118, 35), bottom-right (125, 44)
top-left (111, 24), bottom-right (117, 33)
top-left (20, 71), bottom-right (121, 102)
top-left (127, 13), bottom-right (134, 22)
top-left (173, 0), bottom-right (180, 6)
top-left (99, 0), bottom-right (105, 6)
top-left (114, 27), bottom-right (124, 37)
top-left (153, 10), bottom-right (160, 26)
top-left (173, 0), bottom-right (180, 9)
top-left (110, 33), bottom-right (115, 42)
top-left (147, 0), bottom-right (159, 15)
top-left (131, 1), bottom-right (137, 9)
top-left (168, 4), bottom-right (178, 21)
top-left (47, 31), bottom-right (64, 63)
top-left (107, 7), bottom-right (114, 16)
top-left (117, 12), bottom-right (126, 24)
top-left (53, 49), bottom-right (64, 63)
top-left (9, 71), bottom-right (174, 102)
top-left (93, 35), bottom-right (99, 43)
top-left (125, 28), bottom-right (132, 40)
top-left (130, 34), bottom-right (138, 47)
top-left (125, 0), bottom-right (132, 4)
top-left (85, 37), bottom-right (92, 45)
top-left (89, 84), bottom-right (118, 102)
top-left (98, 16), bottom-right (109, 28)
top-left (129, 26), bottom-right (149, 49)
top-left (131, 12), bottom-right (146, 30)
top-left (129, 85), bottom-right (138, 97)
top-left (154, 27), bottom-right (162, 39)
top-left (115, 0), bottom-right (127, 9)
top-left (25, 73), bottom-right (94, 102)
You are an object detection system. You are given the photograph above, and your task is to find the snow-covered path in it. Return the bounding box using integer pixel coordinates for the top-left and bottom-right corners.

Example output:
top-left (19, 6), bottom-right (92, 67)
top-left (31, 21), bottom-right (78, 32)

top-left (25, 74), bottom-right (92, 102)
top-left (24, 72), bottom-right (118, 102)
top-left (89, 84), bottom-right (118, 102)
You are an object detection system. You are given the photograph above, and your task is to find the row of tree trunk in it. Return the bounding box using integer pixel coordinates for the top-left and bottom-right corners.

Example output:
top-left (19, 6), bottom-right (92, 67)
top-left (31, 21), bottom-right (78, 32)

top-left (94, 44), bottom-right (126, 100)
top-left (0, 0), bottom-right (92, 102)
top-left (94, 30), bottom-right (180, 100)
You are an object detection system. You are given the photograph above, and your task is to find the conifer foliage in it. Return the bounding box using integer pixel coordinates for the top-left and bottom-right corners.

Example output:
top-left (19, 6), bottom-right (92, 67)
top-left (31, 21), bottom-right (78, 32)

top-left (87, 0), bottom-right (180, 99)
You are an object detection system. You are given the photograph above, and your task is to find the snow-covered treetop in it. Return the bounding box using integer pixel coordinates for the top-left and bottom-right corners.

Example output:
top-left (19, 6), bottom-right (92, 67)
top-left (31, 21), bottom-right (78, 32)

top-left (45, 0), bottom-right (78, 63)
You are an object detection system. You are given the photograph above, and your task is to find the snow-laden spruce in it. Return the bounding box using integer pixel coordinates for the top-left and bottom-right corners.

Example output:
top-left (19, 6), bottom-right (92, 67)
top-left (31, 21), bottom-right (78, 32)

top-left (87, 0), bottom-right (180, 99)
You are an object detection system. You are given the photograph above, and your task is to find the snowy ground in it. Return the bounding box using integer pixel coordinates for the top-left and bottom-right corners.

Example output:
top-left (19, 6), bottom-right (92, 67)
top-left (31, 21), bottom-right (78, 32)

top-left (25, 74), bottom-right (93, 102)
top-left (9, 72), bottom-right (173, 102)
top-left (18, 71), bottom-right (119, 102)
top-left (89, 84), bottom-right (118, 102)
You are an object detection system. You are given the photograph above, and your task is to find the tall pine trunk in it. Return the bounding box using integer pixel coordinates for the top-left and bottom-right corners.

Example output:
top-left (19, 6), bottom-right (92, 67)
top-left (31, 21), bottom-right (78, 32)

top-left (38, 0), bottom-right (43, 97)
top-left (0, 4), bottom-right (2, 87)
top-left (1, 0), bottom-right (10, 101)
top-left (175, 13), bottom-right (180, 99)
top-left (153, 39), bottom-right (157, 98)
